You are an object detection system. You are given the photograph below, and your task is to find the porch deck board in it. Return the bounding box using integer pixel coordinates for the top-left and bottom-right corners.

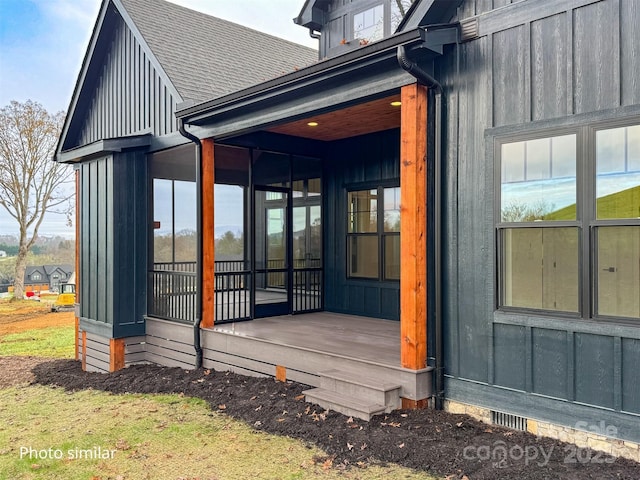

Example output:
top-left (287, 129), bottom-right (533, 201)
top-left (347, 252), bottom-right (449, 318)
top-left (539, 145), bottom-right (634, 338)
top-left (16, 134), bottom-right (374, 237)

top-left (210, 312), bottom-right (400, 366)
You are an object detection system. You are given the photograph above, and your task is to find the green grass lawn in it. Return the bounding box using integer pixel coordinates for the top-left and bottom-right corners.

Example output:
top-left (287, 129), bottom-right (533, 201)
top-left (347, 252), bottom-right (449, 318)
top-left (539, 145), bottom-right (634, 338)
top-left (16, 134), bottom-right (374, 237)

top-left (0, 326), bottom-right (74, 358)
top-left (0, 385), bottom-right (436, 480)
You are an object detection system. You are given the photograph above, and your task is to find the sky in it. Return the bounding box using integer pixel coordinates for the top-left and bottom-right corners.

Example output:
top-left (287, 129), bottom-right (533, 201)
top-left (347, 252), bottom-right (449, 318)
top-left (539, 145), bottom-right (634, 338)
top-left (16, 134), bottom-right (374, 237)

top-left (0, 0), bottom-right (318, 239)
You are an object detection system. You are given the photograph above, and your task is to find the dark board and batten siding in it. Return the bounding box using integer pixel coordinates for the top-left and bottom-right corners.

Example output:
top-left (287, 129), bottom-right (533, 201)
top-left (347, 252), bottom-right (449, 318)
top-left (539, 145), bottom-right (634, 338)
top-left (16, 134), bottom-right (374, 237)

top-left (324, 129), bottom-right (401, 320)
top-left (439, 0), bottom-right (640, 442)
top-left (78, 13), bottom-right (178, 147)
top-left (79, 151), bottom-right (147, 338)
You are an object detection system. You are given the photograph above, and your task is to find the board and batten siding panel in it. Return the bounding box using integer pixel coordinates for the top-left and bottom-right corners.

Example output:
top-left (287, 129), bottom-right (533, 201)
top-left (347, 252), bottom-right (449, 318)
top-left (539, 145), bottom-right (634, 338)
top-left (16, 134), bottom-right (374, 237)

top-left (620, 0), bottom-right (640, 106)
top-left (621, 338), bottom-right (640, 413)
top-left (493, 323), bottom-right (526, 391)
top-left (455, 35), bottom-right (491, 383)
top-left (531, 328), bottom-right (568, 399)
top-left (111, 152), bottom-right (147, 337)
top-left (530, 13), bottom-right (567, 121)
top-left (572, 0), bottom-right (619, 114)
top-left (492, 25), bottom-right (526, 127)
top-left (77, 16), bottom-right (176, 147)
top-left (574, 333), bottom-right (615, 409)
top-left (80, 156), bottom-right (113, 328)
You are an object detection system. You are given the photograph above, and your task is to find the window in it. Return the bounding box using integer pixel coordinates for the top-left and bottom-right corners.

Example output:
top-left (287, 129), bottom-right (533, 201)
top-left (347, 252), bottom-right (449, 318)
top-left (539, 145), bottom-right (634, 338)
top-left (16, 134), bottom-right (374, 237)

top-left (153, 179), bottom-right (197, 267)
top-left (353, 5), bottom-right (384, 43)
top-left (347, 186), bottom-right (400, 280)
top-left (32, 273), bottom-right (41, 281)
top-left (497, 120), bottom-right (640, 320)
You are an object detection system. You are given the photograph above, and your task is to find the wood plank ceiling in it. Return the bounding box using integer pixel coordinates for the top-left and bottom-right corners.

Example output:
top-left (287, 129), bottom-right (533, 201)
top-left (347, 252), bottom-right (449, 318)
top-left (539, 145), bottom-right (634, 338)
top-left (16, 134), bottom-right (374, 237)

top-left (265, 94), bottom-right (401, 141)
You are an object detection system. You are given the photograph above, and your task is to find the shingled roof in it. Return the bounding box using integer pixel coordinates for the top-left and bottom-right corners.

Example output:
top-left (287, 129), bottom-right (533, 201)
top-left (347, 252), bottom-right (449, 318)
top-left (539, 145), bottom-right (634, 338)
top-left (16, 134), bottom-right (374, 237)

top-left (119, 0), bottom-right (318, 104)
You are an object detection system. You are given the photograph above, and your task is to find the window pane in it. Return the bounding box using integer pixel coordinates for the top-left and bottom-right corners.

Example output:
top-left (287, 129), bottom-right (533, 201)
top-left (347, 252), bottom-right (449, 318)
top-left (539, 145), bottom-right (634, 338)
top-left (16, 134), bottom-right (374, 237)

top-left (501, 228), bottom-right (579, 312)
top-left (596, 226), bottom-right (640, 318)
top-left (348, 190), bottom-right (377, 233)
top-left (153, 179), bottom-right (173, 264)
top-left (501, 135), bottom-right (577, 222)
top-left (348, 236), bottom-right (378, 278)
top-left (173, 181), bottom-right (197, 262)
top-left (214, 184), bottom-right (245, 258)
top-left (596, 125), bottom-right (640, 219)
top-left (384, 235), bottom-right (400, 280)
top-left (354, 4), bottom-right (384, 42)
top-left (384, 187), bottom-right (400, 232)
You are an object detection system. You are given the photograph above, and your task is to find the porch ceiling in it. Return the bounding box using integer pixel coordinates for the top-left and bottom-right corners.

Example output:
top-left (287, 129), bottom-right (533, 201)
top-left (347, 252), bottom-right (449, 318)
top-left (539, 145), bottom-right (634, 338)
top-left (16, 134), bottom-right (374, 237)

top-left (264, 94), bottom-right (401, 142)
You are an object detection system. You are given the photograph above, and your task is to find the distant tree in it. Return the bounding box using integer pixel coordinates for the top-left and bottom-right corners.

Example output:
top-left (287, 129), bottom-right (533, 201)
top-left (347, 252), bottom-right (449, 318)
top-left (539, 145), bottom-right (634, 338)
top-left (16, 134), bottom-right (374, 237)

top-left (0, 100), bottom-right (71, 299)
top-left (216, 231), bottom-right (244, 256)
top-left (394, 0), bottom-right (415, 17)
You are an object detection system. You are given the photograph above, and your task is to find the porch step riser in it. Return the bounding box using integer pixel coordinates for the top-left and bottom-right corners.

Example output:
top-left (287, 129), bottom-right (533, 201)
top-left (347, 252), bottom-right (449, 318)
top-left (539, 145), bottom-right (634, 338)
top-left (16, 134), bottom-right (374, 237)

top-left (320, 377), bottom-right (400, 411)
top-left (303, 388), bottom-right (386, 421)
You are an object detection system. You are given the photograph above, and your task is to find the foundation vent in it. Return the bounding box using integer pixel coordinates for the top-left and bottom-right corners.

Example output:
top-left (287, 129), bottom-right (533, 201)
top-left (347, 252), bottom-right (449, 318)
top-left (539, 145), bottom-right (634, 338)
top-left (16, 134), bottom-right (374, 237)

top-left (460, 18), bottom-right (479, 42)
top-left (491, 411), bottom-right (527, 431)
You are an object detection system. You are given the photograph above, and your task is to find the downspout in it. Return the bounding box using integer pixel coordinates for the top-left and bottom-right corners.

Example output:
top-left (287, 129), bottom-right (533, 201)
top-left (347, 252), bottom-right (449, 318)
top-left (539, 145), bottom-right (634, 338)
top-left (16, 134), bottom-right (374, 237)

top-left (308, 28), bottom-right (321, 40)
top-left (397, 44), bottom-right (444, 410)
top-left (178, 119), bottom-right (204, 369)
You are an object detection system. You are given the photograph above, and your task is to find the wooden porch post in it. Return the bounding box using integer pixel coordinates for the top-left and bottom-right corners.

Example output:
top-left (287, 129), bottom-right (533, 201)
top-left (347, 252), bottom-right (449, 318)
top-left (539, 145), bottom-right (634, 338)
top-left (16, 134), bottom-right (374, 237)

top-left (201, 138), bottom-right (215, 328)
top-left (75, 168), bottom-right (80, 361)
top-left (400, 83), bottom-right (428, 371)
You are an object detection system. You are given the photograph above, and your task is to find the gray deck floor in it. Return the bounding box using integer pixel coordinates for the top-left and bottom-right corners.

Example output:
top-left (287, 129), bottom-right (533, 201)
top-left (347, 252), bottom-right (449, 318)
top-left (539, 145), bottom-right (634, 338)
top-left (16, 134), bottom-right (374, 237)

top-left (211, 312), bottom-right (401, 367)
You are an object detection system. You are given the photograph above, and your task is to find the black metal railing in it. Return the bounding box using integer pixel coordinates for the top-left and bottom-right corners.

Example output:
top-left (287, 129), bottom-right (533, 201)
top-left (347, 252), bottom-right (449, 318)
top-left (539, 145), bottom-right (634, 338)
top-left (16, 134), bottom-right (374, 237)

top-left (149, 258), bottom-right (322, 322)
top-left (293, 268), bottom-right (322, 313)
top-left (148, 270), bottom-right (196, 322)
top-left (215, 270), bottom-right (251, 323)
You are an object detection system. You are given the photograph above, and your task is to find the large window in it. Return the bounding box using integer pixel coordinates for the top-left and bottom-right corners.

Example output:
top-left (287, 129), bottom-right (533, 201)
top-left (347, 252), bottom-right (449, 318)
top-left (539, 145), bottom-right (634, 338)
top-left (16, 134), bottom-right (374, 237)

top-left (347, 186), bottom-right (400, 280)
top-left (497, 120), bottom-right (640, 321)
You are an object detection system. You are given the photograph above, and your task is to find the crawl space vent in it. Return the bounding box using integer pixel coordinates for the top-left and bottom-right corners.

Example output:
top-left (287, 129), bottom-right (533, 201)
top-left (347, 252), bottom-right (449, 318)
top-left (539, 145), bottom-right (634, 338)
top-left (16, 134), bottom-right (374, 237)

top-left (491, 411), bottom-right (528, 431)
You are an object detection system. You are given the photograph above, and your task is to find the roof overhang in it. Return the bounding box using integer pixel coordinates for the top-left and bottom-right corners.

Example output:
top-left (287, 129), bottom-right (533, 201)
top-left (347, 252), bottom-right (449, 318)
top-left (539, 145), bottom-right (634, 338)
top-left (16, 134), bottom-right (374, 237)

top-left (294, 0), bottom-right (330, 31)
top-left (55, 134), bottom-right (151, 164)
top-left (176, 26), bottom-right (455, 142)
top-left (398, 0), bottom-right (465, 32)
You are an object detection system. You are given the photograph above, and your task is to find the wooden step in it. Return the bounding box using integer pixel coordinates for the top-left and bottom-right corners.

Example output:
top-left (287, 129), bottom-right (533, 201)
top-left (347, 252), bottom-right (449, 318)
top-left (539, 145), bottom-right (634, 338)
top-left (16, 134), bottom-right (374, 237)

top-left (302, 387), bottom-right (387, 421)
top-left (319, 369), bottom-right (401, 411)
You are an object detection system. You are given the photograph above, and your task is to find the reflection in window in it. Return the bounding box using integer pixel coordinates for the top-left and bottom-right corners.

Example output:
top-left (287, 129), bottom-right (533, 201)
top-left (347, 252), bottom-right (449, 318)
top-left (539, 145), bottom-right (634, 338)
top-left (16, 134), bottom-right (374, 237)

top-left (596, 125), bottom-right (640, 219)
top-left (354, 5), bottom-right (384, 43)
top-left (347, 187), bottom-right (399, 280)
top-left (501, 134), bottom-right (576, 221)
top-left (349, 190), bottom-right (377, 233)
top-left (501, 227), bottom-right (579, 312)
top-left (153, 179), bottom-right (197, 266)
top-left (348, 236), bottom-right (378, 278)
top-left (596, 226), bottom-right (640, 318)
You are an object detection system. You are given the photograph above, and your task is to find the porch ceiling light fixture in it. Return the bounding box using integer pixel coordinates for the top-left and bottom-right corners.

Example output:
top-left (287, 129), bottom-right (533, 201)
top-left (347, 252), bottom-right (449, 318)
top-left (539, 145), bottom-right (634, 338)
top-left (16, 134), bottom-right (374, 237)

top-left (390, 101), bottom-right (402, 107)
top-left (307, 121), bottom-right (319, 127)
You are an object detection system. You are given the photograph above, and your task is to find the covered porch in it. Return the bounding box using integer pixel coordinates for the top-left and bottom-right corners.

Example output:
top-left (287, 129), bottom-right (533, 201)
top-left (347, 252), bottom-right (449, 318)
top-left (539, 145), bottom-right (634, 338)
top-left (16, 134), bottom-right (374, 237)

top-left (144, 312), bottom-right (432, 417)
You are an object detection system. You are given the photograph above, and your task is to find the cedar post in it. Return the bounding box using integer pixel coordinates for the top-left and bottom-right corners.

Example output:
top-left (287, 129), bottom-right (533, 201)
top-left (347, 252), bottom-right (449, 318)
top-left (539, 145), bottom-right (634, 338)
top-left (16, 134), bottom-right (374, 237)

top-left (400, 83), bottom-right (428, 371)
top-left (75, 169), bottom-right (80, 360)
top-left (201, 138), bottom-right (216, 328)
top-left (109, 338), bottom-right (125, 372)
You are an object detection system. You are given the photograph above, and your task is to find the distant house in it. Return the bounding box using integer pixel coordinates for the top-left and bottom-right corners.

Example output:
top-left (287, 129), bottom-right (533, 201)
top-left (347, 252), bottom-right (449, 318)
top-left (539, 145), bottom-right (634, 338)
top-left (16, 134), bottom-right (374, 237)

top-left (24, 265), bottom-right (74, 292)
top-left (0, 251), bottom-right (7, 258)
top-left (55, 0), bottom-right (640, 459)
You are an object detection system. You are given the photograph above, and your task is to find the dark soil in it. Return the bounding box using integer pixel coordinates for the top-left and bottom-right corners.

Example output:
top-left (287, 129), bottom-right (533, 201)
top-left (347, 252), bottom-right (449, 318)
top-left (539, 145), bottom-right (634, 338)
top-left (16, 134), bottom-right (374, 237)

top-left (24, 359), bottom-right (640, 480)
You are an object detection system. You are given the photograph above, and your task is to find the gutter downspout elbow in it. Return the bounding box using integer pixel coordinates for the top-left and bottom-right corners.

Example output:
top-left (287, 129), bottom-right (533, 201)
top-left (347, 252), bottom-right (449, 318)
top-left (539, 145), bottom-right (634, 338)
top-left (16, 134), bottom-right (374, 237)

top-left (309, 28), bottom-right (321, 40)
top-left (178, 119), bottom-right (204, 369)
top-left (397, 44), bottom-right (445, 410)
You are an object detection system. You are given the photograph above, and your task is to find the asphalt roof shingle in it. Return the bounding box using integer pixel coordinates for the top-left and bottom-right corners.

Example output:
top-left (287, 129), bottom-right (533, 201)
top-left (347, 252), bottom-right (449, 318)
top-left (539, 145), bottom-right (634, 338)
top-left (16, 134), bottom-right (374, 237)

top-left (119, 0), bottom-right (318, 104)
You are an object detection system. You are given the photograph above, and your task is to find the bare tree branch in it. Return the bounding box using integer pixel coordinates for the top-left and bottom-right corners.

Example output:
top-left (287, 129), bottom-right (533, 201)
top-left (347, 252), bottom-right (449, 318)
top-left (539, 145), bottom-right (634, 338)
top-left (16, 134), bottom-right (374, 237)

top-left (0, 100), bottom-right (71, 299)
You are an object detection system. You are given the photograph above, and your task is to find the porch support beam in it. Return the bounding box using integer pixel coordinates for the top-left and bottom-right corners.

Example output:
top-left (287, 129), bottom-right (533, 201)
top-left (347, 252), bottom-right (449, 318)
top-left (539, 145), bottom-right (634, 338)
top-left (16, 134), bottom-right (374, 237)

top-left (400, 83), bottom-right (428, 371)
top-left (202, 138), bottom-right (216, 328)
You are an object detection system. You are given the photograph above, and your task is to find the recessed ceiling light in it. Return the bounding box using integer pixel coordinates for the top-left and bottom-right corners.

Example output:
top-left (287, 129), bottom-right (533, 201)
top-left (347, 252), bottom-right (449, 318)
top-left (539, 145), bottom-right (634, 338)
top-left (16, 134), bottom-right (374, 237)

top-left (390, 101), bottom-right (402, 107)
top-left (307, 121), bottom-right (319, 127)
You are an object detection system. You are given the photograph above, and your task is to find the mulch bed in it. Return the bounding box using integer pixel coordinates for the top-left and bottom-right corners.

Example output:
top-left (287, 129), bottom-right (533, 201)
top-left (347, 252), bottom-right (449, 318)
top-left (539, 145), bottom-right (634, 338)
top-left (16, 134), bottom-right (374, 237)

top-left (7, 358), bottom-right (637, 479)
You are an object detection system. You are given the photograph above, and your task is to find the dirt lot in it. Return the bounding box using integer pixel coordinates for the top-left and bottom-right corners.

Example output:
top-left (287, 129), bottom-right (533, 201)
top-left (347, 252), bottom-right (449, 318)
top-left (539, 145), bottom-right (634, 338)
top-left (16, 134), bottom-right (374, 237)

top-left (0, 300), bottom-right (74, 336)
top-left (1, 305), bottom-right (639, 479)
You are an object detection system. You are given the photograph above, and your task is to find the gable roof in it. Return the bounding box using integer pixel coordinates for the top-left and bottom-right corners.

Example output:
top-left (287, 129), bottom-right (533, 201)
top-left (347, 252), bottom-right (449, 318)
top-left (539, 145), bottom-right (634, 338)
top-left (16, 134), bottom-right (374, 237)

top-left (57, 0), bottom-right (317, 158)
top-left (120, 0), bottom-right (318, 104)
